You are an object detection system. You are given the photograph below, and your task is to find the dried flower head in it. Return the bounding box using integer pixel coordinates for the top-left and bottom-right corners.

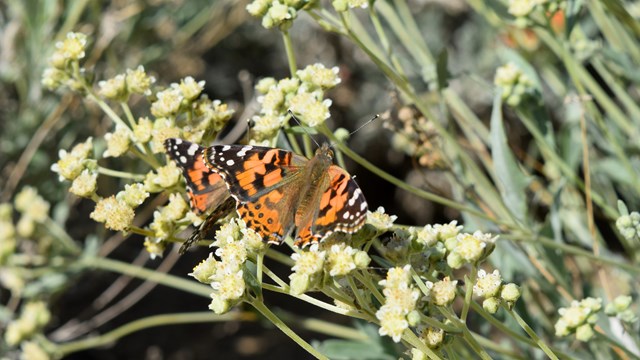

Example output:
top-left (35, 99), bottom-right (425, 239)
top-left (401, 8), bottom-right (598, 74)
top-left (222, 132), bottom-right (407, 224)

top-left (90, 196), bottom-right (134, 231)
top-left (69, 170), bottom-right (98, 198)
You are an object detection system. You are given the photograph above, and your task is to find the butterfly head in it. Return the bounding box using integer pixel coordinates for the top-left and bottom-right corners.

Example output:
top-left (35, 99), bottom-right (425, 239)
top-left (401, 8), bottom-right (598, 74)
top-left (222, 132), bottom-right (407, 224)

top-left (315, 143), bottom-right (335, 163)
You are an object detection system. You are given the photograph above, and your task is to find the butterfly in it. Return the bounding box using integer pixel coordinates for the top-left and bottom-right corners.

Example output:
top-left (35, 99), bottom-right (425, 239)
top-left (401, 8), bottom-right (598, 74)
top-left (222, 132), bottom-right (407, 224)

top-left (198, 142), bottom-right (369, 247)
top-left (164, 138), bottom-right (235, 253)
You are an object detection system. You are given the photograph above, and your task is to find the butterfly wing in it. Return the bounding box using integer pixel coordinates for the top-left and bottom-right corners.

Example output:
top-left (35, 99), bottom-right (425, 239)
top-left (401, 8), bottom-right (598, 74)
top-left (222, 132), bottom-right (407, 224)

top-left (295, 165), bottom-right (368, 247)
top-left (164, 138), bottom-right (235, 252)
top-left (204, 145), bottom-right (308, 243)
top-left (181, 196), bottom-right (235, 254)
top-left (164, 138), bottom-right (231, 215)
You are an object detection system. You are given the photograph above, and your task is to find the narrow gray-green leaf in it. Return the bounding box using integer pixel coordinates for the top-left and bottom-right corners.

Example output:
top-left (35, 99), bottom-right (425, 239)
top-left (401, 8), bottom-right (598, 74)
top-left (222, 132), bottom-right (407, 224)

top-left (490, 93), bottom-right (530, 224)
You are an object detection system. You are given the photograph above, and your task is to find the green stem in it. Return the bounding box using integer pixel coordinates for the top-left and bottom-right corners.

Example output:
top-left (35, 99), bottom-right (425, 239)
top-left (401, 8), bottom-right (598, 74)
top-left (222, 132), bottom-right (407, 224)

top-left (52, 312), bottom-right (250, 356)
top-left (249, 297), bottom-right (329, 360)
top-left (460, 270), bottom-right (476, 322)
top-left (96, 166), bottom-right (146, 180)
top-left (265, 247), bottom-right (295, 266)
top-left (505, 232), bottom-right (640, 274)
top-left (86, 256), bottom-right (211, 297)
top-left (86, 93), bottom-right (130, 131)
top-left (440, 308), bottom-right (492, 360)
top-left (595, 331), bottom-right (640, 360)
top-left (507, 308), bottom-right (559, 360)
top-left (274, 310), bottom-right (368, 341)
top-left (128, 226), bottom-right (155, 237)
top-left (353, 271), bottom-right (385, 304)
top-left (120, 102), bottom-right (137, 128)
top-left (401, 329), bottom-right (443, 360)
top-left (261, 264), bottom-right (289, 288)
top-left (43, 218), bottom-right (81, 255)
top-left (282, 31), bottom-right (297, 77)
top-left (260, 283), bottom-right (372, 321)
top-left (347, 275), bottom-right (373, 314)
top-left (130, 146), bottom-right (161, 169)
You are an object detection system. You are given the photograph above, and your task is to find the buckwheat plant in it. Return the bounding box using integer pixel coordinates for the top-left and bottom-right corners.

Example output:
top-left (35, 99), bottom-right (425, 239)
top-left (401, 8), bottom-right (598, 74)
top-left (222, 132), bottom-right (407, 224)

top-left (5, 0), bottom-right (640, 359)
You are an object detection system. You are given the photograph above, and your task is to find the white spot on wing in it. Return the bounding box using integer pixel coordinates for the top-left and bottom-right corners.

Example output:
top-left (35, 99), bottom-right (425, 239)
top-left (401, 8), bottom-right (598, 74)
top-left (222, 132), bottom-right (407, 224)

top-left (175, 139), bottom-right (183, 144)
top-left (179, 156), bottom-right (187, 163)
top-left (226, 159), bottom-right (235, 166)
top-left (222, 145), bottom-right (231, 151)
top-left (237, 146), bottom-right (252, 157)
top-left (187, 143), bottom-right (199, 156)
top-left (343, 211), bottom-right (350, 220)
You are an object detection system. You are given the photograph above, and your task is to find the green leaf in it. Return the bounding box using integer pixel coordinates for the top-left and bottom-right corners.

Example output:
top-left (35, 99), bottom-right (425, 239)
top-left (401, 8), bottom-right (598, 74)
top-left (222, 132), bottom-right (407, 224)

top-left (243, 260), bottom-right (262, 297)
top-left (592, 157), bottom-right (634, 185)
top-left (564, 0), bottom-right (583, 38)
top-left (436, 48), bottom-right (449, 90)
top-left (370, 255), bottom-right (393, 269)
top-left (314, 339), bottom-right (396, 360)
top-left (618, 200), bottom-right (629, 216)
top-left (601, 0), bottom-right (640, 37)
top-left (490, 93), bottom-right (530, 224)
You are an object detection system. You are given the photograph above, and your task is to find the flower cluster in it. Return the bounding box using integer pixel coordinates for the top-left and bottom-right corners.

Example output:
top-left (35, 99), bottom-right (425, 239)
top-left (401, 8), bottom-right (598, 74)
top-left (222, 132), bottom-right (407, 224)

top-left (144, 193), bottom-right (188, 258)
top-left (604, 295), bottom-right (637, 324)
top-left (407, 222), bottom-right (496, 270)
top-left (417, 325), bottom-right (446, 350)
top-left (425, 277), bottom-right (458, 307)
top-left (444, 231), bottom-right (498, 269)
top-left (4, 302), bottom-right (51, 346)
top-left (41, 32), bottom-right (88, 90)
top-left (50, 137), bottom-right (94, 182)
top-left (44, 34), bottom-right (237, 260)
top-left (246, 0), bottom-right (314, 30)
top-left (494, 62), bottom-right (536, 107)
top-left (376, 265), bottom-right (420, 342)
top-left (554, 297), bottom-right (602, 341)
top-left (616, 210), bottom-right (640, 242)
top-left (507, 0), bottom-right (565, 27)
top-left (14, 187), bottom-right (51, 238)
top-left (289, 241), bottom-right (370, 295)
top-left (473, 269), bottom-right (521, 313)
top-left (51, 137), bottom-right (99, 199)
top-left (96, 65), bottom-right (156, 102)
top-left (0, 203), bottom-right (16, 264)
top-left (332, 0), bottom-right (370, 11)
top-left (251, 63), bottom-right (341, 142)
top-left (189, 218), bottom-right (265, 314)
top-left (90, 196), bottom-right (135, 232)
top-left (289, 244), bottom-right (326, 295)
top-left (89, 181), bottom-right (150, 233)
top-left (507, 0), bottom-right (547, 18)
top-left (367, 206), bottom-right (398, 232)
top-left (385, 107), bottom-right (444, 168)
top-left (147, 82), bottom-right (233, 148)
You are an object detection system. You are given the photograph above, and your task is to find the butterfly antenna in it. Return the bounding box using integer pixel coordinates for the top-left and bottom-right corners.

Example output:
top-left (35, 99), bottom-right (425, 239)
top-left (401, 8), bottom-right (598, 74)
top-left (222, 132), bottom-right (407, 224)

top-left (329, 114), bottom-right (379, 148)
top-left (351, 114), bottom-right (379, 137)
top-left (287, 109), bottom-right (321, 148)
